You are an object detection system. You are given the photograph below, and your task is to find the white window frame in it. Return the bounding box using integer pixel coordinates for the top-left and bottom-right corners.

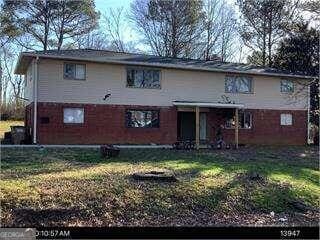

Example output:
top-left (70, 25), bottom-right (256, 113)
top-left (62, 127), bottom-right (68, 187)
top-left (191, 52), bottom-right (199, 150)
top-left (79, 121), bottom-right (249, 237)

top-left (125, 109), bottom-right (160, 128)
top-left (126, 67), bottom-right (161, 89)
top-left (63, 108), bottom-right (84, 124)
top-left (225, 111), bottom-right (253, 129)
top-left (64, 63), bottom-right (86, 80)
top-left (280, 113), bottom-right (293, 126)
top-left (225, 75), bottom-right (253, 93)
top-left (280, 80), bottom-right (294, 93)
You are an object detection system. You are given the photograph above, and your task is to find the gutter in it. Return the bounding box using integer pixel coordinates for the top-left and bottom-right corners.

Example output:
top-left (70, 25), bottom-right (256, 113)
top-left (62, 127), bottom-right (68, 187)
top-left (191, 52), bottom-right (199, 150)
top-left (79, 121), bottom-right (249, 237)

top-left (15, 53), bottom-right (315, 80)
top-left (33, 56), bottom-right (39, 144)
top-left (173, 101), bottom-right (244, 109)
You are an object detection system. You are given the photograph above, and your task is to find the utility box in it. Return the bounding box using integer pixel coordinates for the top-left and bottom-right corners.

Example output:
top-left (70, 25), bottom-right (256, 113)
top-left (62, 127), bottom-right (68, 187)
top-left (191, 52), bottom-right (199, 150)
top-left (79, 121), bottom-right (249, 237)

top-left (11, 126), bottom-right (25, 145)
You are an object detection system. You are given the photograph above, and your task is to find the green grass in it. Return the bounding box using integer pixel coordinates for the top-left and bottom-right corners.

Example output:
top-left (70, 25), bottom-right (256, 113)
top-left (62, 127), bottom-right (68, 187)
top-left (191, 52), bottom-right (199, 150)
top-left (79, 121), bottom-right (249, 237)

top-left (1, 146), bottom-right (319, 226)
top-left (0, 120), bottom-right (24, 139)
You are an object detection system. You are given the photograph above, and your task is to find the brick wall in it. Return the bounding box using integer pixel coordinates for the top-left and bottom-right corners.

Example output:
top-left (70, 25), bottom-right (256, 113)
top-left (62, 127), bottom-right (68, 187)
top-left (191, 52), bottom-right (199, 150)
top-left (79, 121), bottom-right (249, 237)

top-left (207, 108), bottom-right (307, 145)
top-left (33, 102), bottom-right (177, 144)
top-left (26, 102), bottom-right (307, 145)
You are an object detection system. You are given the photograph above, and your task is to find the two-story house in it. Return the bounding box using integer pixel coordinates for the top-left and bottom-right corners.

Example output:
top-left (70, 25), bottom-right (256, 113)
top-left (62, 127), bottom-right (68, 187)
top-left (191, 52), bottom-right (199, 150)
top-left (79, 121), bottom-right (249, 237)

top-left (15, 49), bottom-right (312, 147)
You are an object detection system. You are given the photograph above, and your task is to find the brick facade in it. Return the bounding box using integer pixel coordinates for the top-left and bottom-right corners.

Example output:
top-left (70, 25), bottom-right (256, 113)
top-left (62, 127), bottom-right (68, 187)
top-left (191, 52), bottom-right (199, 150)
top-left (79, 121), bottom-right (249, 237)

top-left (25, 102), bottom-right (307, 145)
top-left (207, 108), bottom-right (307, 145)
top-left (26, 102), bottom-right (177, 145)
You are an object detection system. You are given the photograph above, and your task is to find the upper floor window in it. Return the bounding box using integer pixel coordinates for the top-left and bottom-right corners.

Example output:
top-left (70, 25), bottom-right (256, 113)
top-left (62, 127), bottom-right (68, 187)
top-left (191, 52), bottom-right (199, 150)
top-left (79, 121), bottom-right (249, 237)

top-left (225, 111), bottom-right (252, 129)
top-left (63, 108), bottom-right (84, 124)
top-left (64, 63), bottom-right (86, 80)
top-left (125, 110), bottom-right (160, 128)
top-left (225, 76), bottom-right (253, 93)
top-left (280, 80), bottom-right (294, 93)
top-left (127, 68), bottom-right (160, 89)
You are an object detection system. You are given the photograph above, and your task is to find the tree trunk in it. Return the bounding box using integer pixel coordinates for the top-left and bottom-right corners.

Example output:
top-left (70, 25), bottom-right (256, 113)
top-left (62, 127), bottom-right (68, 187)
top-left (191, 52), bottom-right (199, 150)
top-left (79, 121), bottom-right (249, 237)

top-left (43, 25), bottom-right (48, 51)
top-left (262, 35), bottom-right (266, 66)
top-left (262, 17), bottom-right (267, 67)
top-left (43, 0), bottom-right (51, 51)
top-left (267, 13), bottom-right (273, 67)
top-left (0, 61), bottom-right (2, 107)
top-left (3, 85), bottom-right (7, 108)
top-left (205, 23), bottom-right (211, 60)
top-left (57, 33), bottom-right (63, 50)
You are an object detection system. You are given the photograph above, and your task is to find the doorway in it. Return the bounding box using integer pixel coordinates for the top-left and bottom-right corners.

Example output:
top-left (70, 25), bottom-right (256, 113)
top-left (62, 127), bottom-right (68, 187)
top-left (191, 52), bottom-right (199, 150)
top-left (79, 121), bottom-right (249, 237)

top-left (177, 112), bottom-right (195, 141)
top-left (177, 111), bottom-right (207, 141)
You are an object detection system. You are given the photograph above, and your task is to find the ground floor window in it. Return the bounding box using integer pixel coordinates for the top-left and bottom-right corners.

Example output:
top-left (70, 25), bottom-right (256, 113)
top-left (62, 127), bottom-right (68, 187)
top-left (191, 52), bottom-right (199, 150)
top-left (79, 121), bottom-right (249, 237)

top-left (126, 110), bottom-right (159, 128)
top-left (63, 108), bottom-right (84, 124)
top-left (280, 113), bottom-right (292, 125)
top-left (225, 111), bottom-right (252, 129)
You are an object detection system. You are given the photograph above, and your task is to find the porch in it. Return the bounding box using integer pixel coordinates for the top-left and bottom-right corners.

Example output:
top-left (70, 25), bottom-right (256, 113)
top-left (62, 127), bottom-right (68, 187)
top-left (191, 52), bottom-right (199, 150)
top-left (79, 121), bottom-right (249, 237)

top-left (173, 101), bottom-right (244, 150)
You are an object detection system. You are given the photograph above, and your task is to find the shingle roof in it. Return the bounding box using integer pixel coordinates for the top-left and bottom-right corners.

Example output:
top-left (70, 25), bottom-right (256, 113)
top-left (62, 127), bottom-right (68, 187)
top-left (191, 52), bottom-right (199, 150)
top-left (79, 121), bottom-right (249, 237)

top-left (15, 48), bottom-right (314, 79)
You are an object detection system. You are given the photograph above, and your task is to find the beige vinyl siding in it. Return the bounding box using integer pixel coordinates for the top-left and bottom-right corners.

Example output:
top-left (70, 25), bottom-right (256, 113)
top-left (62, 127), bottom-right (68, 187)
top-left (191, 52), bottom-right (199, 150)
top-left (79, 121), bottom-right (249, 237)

top-left (37, 59), bottom-right (308, 110)
top-left (24, 62), bottom-right (34, 104)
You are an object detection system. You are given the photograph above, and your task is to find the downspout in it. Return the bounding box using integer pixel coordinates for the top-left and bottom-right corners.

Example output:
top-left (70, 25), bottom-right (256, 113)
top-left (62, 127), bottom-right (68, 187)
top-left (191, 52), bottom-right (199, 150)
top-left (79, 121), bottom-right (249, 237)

top-left (33, 57), bottom-right (39, 144)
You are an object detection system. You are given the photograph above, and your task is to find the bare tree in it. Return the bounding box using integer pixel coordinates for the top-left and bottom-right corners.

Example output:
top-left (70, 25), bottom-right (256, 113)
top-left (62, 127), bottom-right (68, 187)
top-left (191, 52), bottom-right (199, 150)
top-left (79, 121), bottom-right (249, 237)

top-left (219, 8), bottom-right (239, 62)
top-left (199, 0), bottom-right (238, 61)
top-left (0, 53), bottom-right (10, 109)
top-left (70, 30), bottom-right (109, 49)
top-left (0, 44), bottom-right (24, 115)
top-left (130, 0), bottom-right (204, 58)
top-left (103, 7), bottom-right (127, 52)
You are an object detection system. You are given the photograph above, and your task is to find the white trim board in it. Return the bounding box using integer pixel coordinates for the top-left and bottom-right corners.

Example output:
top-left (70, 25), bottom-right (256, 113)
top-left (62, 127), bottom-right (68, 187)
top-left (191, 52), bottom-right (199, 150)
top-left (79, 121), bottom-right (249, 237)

top-left (1, 144), bottom-right (173, 149)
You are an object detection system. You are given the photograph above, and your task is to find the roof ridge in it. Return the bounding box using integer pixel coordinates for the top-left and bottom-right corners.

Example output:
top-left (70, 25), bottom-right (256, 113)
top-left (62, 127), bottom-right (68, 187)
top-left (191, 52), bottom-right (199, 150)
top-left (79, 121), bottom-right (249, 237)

top-left (27, 48), bottom-right (233, 65)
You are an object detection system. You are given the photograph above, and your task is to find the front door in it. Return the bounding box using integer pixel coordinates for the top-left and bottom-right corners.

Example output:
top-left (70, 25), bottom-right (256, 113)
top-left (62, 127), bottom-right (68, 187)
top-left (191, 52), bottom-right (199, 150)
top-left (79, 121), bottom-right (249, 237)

top-left (178, 112), bottom-right (195, 141)
top-left (200, 112), bottom-right (207, 141)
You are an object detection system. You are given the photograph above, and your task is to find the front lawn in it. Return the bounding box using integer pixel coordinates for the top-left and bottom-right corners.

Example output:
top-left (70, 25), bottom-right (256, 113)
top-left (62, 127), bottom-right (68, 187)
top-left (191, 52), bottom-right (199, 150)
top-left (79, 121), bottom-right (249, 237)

top-left (1, 146), bottom-right (319, 226)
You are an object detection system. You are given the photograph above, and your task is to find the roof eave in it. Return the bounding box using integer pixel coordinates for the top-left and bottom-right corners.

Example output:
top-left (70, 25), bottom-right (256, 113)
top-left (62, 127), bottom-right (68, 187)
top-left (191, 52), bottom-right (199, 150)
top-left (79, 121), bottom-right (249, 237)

top-left (16, 53), bottom-right (316, 79)
top-left (14, 53), bottom-right (34, 74)
top-left (173, 101), bottom-right (245, 108)
top-left (14, 53), bottom-right (24, 74)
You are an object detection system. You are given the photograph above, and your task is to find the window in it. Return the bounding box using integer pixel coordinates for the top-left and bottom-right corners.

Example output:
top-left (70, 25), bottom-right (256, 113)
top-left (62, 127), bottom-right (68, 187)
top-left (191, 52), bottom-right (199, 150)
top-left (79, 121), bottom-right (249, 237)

top-left (281, 80), bottom-right (294, 93)
top-left (63, 108), bottom-right (84, 123)
top-left (126, 110), bottom-right (159, 128)
top-left (225, 111), bottom-right (252, 129)
top-left (280, 114), bottom-right (292, 125)
top-left (64, 63), bottom-right (86, 80)
top-left (225, 76), bottom-right (253, 93)
top-left (127, 68), bottom-right (160, 88)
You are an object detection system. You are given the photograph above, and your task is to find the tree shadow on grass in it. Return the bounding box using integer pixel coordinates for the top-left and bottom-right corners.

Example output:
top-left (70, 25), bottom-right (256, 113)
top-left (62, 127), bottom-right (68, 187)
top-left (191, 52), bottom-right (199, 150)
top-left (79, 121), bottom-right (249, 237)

top-left (2, 169), bottom-right (318, 227)
top-left (124, 170), bottom-right (318, 226)
top-left (3, 147), bottom-right (318, 204)
top-left (6, 207), bottom-right (92, 227)
top-left (2, 147), bottom-right (318, 226)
